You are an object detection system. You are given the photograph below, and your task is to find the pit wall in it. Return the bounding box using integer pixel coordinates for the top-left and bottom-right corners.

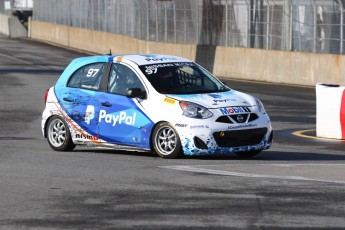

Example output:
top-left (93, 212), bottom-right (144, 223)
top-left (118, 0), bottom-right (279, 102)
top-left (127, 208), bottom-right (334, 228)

top-left (31, 21), bottom-right (345, 86)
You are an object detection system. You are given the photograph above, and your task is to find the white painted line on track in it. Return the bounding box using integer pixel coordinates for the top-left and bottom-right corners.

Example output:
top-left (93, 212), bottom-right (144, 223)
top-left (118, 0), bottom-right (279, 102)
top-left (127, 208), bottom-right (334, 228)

top-left (159, 164), bottom-right (345, 184)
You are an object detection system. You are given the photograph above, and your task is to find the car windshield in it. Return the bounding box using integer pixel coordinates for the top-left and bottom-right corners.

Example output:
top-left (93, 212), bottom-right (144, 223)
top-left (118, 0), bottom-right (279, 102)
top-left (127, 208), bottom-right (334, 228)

top-left (138, 62), bottom-right (230, 94)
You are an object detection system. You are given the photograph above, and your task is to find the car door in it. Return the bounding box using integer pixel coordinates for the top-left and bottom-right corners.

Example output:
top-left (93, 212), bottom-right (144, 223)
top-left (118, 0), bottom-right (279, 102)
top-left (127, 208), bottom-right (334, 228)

top-left (97, 63), bottom-right (154, 148)
top-left (58, 62), bottom-right (106, 139)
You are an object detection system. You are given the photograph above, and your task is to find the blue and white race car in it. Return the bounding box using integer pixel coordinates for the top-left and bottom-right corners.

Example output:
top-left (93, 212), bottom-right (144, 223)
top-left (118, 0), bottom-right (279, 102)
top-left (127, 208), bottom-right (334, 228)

top-left (42, 54), bottom-right (273, 158)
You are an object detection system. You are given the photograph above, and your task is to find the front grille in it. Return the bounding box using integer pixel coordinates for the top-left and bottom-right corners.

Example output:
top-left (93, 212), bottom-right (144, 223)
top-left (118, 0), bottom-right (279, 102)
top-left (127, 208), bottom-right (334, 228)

top-left (213, 128), bottom-right (267, 147)
top-left (215, 113), bottom-right (259, 124)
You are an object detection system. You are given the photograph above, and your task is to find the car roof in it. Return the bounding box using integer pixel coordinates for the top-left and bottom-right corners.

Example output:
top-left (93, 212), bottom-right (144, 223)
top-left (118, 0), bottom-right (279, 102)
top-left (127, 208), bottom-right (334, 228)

top-left (69, 54), bottom-right (191, 68)
top-left (109, 54), bottom-right (191, 66)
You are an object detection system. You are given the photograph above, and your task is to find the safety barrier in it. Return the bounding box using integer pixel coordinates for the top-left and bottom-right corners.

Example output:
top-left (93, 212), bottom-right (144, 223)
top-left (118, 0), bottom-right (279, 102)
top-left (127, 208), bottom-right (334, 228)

top-left (0, 13), bottom-right (27, 38)
top-left (316, 84), bottom-right (345, 139)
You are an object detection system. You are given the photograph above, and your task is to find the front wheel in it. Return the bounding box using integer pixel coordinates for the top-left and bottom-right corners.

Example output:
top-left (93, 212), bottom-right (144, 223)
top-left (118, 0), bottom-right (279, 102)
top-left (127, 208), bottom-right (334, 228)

top-left (151, 122), bottom-right (182, 159)
top-left (46, 116), bottom-right (76, 151)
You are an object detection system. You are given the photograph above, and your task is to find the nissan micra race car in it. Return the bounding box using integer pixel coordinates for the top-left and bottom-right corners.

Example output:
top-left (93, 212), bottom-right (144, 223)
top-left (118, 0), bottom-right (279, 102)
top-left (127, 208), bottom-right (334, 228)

top-left (42, 54), bottom-right (273, 158)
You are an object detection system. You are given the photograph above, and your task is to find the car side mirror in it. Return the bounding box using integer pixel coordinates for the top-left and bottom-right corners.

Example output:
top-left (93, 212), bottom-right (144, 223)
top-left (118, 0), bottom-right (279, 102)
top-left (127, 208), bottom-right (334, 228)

top-left (126, 88), bottom-right (147, 99)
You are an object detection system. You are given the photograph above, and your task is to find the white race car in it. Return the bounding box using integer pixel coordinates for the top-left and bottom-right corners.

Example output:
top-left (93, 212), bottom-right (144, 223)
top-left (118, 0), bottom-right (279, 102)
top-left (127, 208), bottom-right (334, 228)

top-left (42, 54), bottom-right (273, 158)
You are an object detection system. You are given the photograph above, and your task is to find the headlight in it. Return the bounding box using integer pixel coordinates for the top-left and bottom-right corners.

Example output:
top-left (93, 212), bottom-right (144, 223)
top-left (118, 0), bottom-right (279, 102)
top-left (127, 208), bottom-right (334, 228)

top-left (179, 101), bottom-right (213, 119)
top-left (255, 98), bottom-right (266, 113)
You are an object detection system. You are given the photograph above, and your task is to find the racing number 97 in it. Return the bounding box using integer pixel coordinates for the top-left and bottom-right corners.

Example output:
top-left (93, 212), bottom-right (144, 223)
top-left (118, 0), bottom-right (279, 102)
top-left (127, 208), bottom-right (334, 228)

top-left (86, 68), bottom-right (99, 78)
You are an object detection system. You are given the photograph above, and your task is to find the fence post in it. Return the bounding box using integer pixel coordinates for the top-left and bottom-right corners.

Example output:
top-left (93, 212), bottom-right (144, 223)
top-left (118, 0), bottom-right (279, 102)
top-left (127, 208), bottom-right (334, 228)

top-left (225, 1), bottom-right (228, 47)
top-left (312, 1), bottom-right (316, 53)
top-left (156, 2), bottom-right (158, 41)
top-left (266, 0), bottom-right (270, 49)
top-left (146, 1), bottom-right (149, 40)
top-left (195, 0), bottom-right (198, 44)
top-left (339, 0), bottom-right (344, 54)
top-left (284, 0), bottom-right (292, 51)
top-left (165, 2), bottom-right (167, 42)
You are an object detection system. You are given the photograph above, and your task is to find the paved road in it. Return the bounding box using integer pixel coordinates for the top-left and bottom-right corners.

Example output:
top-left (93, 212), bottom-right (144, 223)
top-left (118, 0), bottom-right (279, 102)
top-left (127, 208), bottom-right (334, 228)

top-left (0, 35), bottom-right (345, 229)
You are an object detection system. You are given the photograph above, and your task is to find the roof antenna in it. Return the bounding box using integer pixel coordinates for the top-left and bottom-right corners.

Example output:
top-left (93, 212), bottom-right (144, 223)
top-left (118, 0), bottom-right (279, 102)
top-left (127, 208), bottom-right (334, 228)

top-left (107, 49), bottom-right (112, 56)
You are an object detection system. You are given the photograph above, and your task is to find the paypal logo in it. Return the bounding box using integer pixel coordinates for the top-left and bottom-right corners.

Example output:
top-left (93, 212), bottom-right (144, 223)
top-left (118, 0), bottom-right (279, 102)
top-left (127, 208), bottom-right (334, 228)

top-left (85, 105), bottom-right (95, 124)
top-left (99, 110), bottom-right (136, 127)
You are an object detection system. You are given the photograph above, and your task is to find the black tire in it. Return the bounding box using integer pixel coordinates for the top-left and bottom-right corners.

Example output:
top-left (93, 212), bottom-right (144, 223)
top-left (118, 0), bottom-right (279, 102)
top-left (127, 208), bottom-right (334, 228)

top-left (235, 150), bottom-right (261, 158)
top-left (151, 122), bottom-right (182, 159)
top-left (46, 115), bottom-right (76, 151)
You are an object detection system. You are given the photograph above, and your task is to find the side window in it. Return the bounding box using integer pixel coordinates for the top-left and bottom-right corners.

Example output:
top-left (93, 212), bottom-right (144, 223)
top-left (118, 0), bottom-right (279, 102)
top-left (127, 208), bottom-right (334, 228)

top-left (108, 64), bottom-right (145, 95)
top-left (67, 63), bottom-right (105, 90)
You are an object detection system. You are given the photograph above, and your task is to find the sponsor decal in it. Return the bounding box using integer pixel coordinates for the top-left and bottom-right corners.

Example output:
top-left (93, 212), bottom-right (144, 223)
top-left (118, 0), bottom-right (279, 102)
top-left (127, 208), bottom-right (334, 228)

top-left (175, 123), bottom-right (187, 128)
top-left (213, 99), bottom-right (236, 103)
top-left (220, 106), bottom-right (251, 115)
top-left (75, 133), bottom-right (99, 141)
top-left (164, 97), bottom-right (176, 105)
top-left (227, 124), bottom-right (257, 130)
top-left (85, 105), bottom-right (95, 124)
top-left (190, 125), bottom-right (209, 129)
top-left (54, 102), bottom-right (103, 145)
top-left (144, 62), bottom-right (195, 75)
top-left (99, 109), bottom-right (136, 127)
top-left (145, 63), bottom-right (175, 74)
top-left (139, 54), bottom-right (178, 62)
top-left (145, 57), bottom-right (178, 62)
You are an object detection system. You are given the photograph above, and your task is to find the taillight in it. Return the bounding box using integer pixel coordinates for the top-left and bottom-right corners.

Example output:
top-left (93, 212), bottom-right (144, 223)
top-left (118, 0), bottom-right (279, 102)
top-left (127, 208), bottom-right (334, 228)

top-left (44, 88), bottom-right (49, 103)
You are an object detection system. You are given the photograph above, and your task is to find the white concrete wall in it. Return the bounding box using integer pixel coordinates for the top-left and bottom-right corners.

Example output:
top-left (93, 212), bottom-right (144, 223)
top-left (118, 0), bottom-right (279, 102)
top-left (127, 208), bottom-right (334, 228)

top-left (30, 20), bottom-right (345, 86)
top-left (0, 14), bottom-right (10, 36)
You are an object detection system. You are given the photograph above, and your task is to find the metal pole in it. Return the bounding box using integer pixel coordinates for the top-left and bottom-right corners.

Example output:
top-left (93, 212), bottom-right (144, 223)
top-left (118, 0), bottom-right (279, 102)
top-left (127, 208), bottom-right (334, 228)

top-left (338, 0), bottom-right (343, 54)
top-left (224, 1), bottom-right (228, 46)
top-left (284, 0), bottom-right (292, 51)
top-left (184, 2), bottom-right (187, 43)
top-left (259, 0), bottom-right (264, 48)
top-left (117, 0), bottom-right (120, 34)
top-left (125, 0), bottom-right (127, 35)
top-left (246, 0), bottom-right (250, 47)
top-left (165, 2), bottom-right (167, 42)
top-left (136, 1), bottom-right (141, 39)
top-left (155, 2), bottom-right (158, 41)
top-left (266, 0), bottom-right (270, 49)
top-left (195, 0), bottom-right (198, 44)
top-left (146, 1), bottom-right (149, 40)
top-left (312, 0), bottom-right (316, 53)
top-left (250, 0), bottom-right (254, 47)
top-left (98, 0), bottom-right (101, 31)
top-left (174, 2), bottom-right (176, 43)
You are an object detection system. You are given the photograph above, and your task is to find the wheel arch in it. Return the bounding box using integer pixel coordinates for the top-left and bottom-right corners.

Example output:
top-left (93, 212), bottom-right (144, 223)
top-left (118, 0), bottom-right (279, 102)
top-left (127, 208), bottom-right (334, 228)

top-left (43, 115), bottom-right (55, 138)
top-left (149, 120), bottom-right (169, 150)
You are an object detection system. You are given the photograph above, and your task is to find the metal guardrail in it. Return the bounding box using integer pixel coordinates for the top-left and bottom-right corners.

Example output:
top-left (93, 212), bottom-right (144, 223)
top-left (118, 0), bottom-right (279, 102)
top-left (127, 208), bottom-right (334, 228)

top-left (31, 0), bottom-right (345, 54)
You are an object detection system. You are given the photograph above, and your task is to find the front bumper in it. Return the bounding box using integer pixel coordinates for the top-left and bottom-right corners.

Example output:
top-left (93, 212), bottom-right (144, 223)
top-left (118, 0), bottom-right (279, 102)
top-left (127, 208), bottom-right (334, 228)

top-left (176, 116), bottom-right (273, 156)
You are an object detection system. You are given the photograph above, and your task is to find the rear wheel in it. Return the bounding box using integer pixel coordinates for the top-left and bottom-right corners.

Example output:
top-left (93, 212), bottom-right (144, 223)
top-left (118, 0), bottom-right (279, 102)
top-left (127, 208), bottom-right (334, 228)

top-left (235, 150), bottom-right (261, 158)
top-left (151, 122), bottom-right (182, 159)
top-left (46, 116), bottom-right (76, 151)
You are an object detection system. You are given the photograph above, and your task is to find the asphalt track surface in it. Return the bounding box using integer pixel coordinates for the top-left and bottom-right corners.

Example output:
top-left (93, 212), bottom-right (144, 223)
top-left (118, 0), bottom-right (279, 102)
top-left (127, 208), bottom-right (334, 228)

top-left (0, 35), bottom-right (345, 229)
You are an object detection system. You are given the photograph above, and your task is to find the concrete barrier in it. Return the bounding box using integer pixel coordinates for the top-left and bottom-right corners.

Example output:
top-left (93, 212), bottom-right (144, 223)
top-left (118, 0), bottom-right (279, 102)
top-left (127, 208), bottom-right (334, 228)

top-left (316, 84), bottom-right (345, 139)
top-left (0, 13), bottom-right (27, 38)
top-left (30, 20), bottom-right (345, 87)
top-left (0, 14), bottom-right (10, 36)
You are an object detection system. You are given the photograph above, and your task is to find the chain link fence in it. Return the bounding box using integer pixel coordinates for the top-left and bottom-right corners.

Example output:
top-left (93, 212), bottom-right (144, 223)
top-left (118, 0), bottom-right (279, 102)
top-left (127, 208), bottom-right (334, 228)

top-left (31, 0), bottom-right (345, 54)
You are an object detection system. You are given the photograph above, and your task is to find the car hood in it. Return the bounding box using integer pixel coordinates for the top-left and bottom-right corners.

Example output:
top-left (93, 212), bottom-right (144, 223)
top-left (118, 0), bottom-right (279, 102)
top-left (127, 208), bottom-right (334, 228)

top-left (166, 90), bottom-right (256, 109)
